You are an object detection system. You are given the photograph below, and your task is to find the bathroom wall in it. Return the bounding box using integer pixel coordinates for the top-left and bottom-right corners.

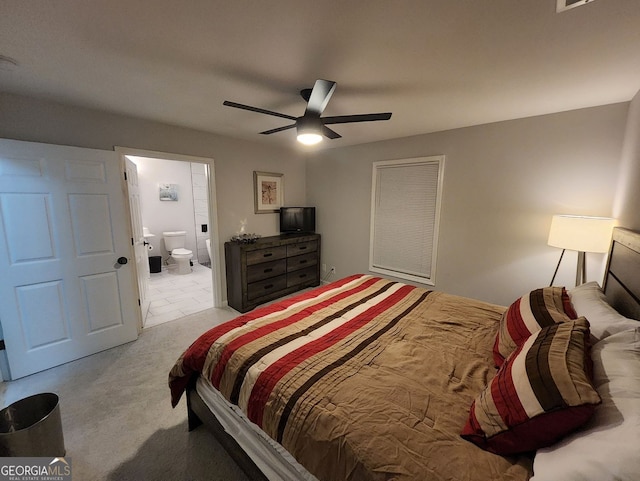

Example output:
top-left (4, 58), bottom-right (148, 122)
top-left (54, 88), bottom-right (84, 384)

top-left (191, 162), bottom-right (211, 264)
top-left (130, 156), bottom-right (202, 262)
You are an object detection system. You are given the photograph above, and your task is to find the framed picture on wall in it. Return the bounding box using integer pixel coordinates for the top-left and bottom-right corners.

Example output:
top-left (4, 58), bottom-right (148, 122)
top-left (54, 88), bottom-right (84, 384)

top-left (254, 171), bottom-right (284, 213)
top-left (159, 183), bottom-right (179, 201)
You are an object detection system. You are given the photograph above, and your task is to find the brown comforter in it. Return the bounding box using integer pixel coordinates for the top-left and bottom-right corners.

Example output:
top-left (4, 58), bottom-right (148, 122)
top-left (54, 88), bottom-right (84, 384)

top-left (169, 275), bottom-right (532, 481)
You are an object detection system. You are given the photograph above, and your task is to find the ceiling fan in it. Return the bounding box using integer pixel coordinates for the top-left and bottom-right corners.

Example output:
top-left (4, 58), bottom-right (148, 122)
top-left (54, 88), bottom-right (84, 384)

top-left (223, 79), bottom-right (392, 145)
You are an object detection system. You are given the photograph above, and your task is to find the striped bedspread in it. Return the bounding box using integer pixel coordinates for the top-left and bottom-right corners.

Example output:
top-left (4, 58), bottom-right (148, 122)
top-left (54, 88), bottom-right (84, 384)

top-left (169, 275), bottom-right (532, 481)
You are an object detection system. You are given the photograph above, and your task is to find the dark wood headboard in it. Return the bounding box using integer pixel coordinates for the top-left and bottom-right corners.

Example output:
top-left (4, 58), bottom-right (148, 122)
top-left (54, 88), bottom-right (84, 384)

top-left (603, 227), bottom-right (640, 321)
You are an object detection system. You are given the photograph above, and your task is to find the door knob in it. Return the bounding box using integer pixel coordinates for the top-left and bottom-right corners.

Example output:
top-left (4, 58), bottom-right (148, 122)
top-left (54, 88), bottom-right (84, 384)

top-left (117, 257), bottom-right (128, 265)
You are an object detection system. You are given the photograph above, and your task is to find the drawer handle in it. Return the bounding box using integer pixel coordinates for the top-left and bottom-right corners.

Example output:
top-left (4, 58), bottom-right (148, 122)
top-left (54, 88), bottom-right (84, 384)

top-left (299, 246), bottom-right (307, 250)
top-left (299, 260), bottom-right (307, 265)
top-left (298, 274), bottom-right (307, 279)
top-left (263, 253), bottom-right (273, 258)
top-left (264, 284), bottom-right (274, 290)
top-left (264, 268), bottom-right (273, 273)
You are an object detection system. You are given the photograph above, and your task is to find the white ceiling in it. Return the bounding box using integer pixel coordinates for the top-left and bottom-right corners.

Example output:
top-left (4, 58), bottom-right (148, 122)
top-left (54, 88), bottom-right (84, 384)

top-left (1, 0), bottom-right (640, 150)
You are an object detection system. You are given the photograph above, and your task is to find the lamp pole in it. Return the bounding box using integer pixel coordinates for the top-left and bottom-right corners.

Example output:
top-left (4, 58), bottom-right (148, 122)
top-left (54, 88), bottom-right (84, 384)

top-left (576, 251), bottom-right (586, 286)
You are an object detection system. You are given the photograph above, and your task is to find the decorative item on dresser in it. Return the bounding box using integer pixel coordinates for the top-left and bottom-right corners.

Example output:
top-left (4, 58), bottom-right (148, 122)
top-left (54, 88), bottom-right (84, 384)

top-left (225, 233), bottom-right (320, 312)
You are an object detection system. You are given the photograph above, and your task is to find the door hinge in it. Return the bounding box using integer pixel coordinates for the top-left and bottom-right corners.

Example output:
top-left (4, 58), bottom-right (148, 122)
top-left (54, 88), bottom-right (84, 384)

top-left (138, 299), bottom-right (141, 306)
top-left (124, 171), bottom-right (128, 181)
top-left (0, 340), bottom-right (5, 351)
top-left (131, 238), bottom-right (134, 246)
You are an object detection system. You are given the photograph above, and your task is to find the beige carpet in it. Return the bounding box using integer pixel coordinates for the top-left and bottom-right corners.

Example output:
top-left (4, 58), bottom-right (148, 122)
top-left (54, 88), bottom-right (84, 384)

top-left (0, 307), bottom-right (252, 481)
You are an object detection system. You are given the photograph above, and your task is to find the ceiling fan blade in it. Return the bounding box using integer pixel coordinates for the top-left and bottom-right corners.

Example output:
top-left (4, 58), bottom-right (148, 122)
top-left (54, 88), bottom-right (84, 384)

top-left (322, 112), bottom-right (392, 125)
top-left (305, 79), bottom-right (337, 116)
top-left (260, 124), bottom-right (297, 135)
top-left (323, 126), bottom-right (341, 139)
top-left (223, 100), bottom-right (297, 121)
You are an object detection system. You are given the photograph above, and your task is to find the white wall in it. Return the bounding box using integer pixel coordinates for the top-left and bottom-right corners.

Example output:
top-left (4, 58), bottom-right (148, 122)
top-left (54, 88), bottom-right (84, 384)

top-left (191, 163), bottom-right (211, 264)
top-left (614, 89), bottom-right (640, 230)
top-left (308, 103), bottom-right (629, 306)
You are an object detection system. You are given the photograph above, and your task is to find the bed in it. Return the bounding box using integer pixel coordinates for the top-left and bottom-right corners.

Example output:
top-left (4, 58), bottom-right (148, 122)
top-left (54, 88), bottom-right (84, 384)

top-left (169, 227), bottom-right (640, 481)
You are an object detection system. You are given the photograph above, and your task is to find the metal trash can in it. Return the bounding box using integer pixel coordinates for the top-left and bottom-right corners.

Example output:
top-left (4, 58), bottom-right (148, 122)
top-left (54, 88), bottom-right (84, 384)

top-left (149, 255), bottom-right (162, 273)
top-left (0, 393), bottom-right (65, 457)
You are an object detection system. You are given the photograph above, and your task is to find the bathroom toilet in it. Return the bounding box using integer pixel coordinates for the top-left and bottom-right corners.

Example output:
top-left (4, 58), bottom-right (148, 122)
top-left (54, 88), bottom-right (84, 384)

top-left (163, 231), bottom-right (193, 275)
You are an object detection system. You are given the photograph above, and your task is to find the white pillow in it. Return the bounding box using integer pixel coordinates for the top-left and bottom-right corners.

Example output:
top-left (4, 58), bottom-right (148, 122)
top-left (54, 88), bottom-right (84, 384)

top-left (531, 328), bottom-right (640, 481)
top-left (569, 282), bottom-right (638, 341)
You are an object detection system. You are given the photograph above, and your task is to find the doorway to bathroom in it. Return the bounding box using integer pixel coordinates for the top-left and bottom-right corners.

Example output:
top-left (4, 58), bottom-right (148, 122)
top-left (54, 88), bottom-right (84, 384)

top-left (117, 147), bottom-right (222, 329)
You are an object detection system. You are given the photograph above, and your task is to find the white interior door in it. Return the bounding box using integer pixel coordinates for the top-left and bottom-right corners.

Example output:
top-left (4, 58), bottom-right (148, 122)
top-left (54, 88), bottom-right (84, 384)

top-left (0, 139), bottom-right (139, 379)
top-left (124, 157), bottom-right (150, 327)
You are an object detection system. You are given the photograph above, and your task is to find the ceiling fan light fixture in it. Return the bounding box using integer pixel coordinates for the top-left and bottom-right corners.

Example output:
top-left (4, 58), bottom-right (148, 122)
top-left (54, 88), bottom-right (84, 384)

top-left (296, 115), bottom-right (324, 145)
top-left (223, 79), bottom-right (392, 144)
top-left (297, 132), bottom-right (323, 145)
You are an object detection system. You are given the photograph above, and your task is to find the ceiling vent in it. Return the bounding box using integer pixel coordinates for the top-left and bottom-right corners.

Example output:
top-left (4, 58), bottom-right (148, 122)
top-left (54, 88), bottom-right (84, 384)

top-left (557, 0), bottom-right (596, 13)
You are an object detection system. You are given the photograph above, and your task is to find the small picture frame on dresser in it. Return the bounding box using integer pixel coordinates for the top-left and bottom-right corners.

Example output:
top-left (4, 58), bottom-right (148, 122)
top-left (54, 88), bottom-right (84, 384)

top-left (254, 171), bottom-right (283, 213)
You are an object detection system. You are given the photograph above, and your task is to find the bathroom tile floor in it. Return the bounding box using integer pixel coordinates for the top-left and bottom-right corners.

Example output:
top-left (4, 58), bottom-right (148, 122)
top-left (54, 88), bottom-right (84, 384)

top-left (144, 262), bottom-right (216, 328)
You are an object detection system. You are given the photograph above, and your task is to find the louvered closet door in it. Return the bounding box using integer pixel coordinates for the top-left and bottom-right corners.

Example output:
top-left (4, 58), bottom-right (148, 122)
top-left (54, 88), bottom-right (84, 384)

top-left (0, 139), bottom-right (138, 379)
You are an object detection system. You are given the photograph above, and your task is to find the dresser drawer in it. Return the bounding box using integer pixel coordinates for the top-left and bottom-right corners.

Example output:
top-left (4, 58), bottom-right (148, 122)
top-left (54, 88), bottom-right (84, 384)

top-left (247, 259), bottom-right (287, 283)
top-left (287, 266), bottom-right (317, 288)
top-left (287, 252), bottom-right (318, 272)
top-left (246, 246), bottom-right (287, 265)
top-left (286, 240), bottom-right (317, 257)
top-left (248, 275), bottom-right (287, 300)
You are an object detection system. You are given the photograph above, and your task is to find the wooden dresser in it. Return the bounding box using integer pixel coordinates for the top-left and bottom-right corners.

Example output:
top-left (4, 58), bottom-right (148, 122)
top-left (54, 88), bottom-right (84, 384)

top-left (224, 233), bottom-right (321, 312)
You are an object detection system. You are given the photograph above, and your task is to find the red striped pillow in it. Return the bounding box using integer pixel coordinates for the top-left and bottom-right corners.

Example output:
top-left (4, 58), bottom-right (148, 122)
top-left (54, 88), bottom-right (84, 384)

top-left (493, 287), bottom-right (577, 367)
top-left (462, 318), bottom-right (600, 455)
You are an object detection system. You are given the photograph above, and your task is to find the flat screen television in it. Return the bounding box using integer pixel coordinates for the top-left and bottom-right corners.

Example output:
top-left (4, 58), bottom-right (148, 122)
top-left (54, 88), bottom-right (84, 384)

top-left (279, 207), bottom-right (316, 233)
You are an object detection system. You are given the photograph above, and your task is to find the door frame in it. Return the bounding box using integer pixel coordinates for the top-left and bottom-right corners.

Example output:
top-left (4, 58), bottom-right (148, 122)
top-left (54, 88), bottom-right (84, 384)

top-left (115, 147), bottom-right (223, 328)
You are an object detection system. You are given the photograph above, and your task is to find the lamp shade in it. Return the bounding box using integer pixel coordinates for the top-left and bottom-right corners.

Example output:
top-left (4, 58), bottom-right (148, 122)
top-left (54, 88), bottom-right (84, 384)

top-left (548, 215), bottom-right (616, 253)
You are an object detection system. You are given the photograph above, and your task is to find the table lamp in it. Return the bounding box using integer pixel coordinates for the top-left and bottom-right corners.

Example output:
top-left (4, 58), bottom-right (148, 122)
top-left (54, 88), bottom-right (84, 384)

top-left (548, 215), bottom-right (616, 286)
